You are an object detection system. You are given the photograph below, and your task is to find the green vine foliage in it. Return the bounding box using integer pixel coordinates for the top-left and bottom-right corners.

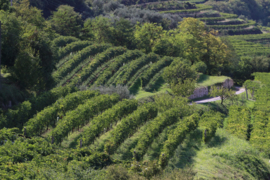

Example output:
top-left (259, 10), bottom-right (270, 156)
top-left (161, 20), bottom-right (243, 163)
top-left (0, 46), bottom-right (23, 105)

top-left (80, 99), bottom-right (138, 147)
top-left (104, 103), bottom-right (158, 155)
top-left (158, 113), bottom-right (200, 168)
top-left (24, 90), bottom-right (100, 137)
top-left (51, 94), bottom-right (120, 144)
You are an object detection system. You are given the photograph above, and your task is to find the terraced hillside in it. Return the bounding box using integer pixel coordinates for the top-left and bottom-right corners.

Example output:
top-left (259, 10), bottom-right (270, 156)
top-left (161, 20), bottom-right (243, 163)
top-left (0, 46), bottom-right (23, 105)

top-left (130, 0), bottom-right (261, 35)
top-left (227, 34), bottom-right (270, 56)
top-left (2, 36), bottom-right (270, 179)
top-left (3, 73), bottom-right (270, 179)
top-left (51, 38), bottom-right (177, 93)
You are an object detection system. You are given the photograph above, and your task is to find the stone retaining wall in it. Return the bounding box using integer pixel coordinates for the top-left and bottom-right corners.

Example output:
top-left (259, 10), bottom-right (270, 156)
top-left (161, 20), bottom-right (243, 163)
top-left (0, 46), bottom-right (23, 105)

top-left (189, 78), bottom-right (234, 100)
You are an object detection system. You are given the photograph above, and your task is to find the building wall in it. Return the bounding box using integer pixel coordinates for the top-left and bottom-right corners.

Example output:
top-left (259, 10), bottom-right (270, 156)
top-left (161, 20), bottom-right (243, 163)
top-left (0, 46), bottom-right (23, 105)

top-left (189, 79), bottom-right (234, 99)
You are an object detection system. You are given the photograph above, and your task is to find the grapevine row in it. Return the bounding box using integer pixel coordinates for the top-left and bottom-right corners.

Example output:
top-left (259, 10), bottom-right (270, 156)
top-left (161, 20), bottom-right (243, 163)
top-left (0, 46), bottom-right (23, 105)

top-left (158, 113), bottom-right (199, 167)
top-left (199, 111), bottom-right (224, 143)
top-left (113, 53), bottom-right (160, 85)
top-left (160, 4), bottom-right (212, 14)
top-left (94, 50), bottom-right (143, 86)
top-left (80, 99), bottom-right (138, 147)
top-left (127, 64), bottom-right (150, 88)
top-left (144, 68), bottom-right (164, 91)
top-left (140, 56), bottom-right (174, 87)
top-left (132, 107), bottom-right (183, 159)
top-left (51, 94), bottom-right (120, 144)
top-left (225, 105), bottom-right (251, 140)
top-left (83, 59), bottom-right (113, 86)
top-left (57, 56), bottom-right (94, 87)
top-left (208, 20), bottom-right (256, 30)
top-left (249, 111), bottom-right (270, 151)
top-left (24, 91), bottom-right (100, 137)
top-left (57, 41), bottom-right (93, 62)
top-left (51, 36), bottom-right (79, 48)
top-left (104, 103), bottom-right (158, 154)
top-left (52, 44), bottom-right (111, 83)
top-left (56, 53), bottom-right (77, 69)
top-left (70, 46), bottom-right (127, 86)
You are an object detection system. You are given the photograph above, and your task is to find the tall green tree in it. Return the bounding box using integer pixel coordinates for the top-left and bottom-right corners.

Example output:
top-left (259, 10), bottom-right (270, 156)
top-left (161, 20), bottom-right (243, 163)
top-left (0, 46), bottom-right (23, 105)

top-left (171, 78), bottom-right (197, 97)
top-left (14, 0), bottom-right (45, 29)
top-left (0, 0), bottom-right (10, 11)
top-left (0, 11), bottom-right (21, 67)
top-left (12, 48), bottom-right (42, 90)
top-left (209, 86), bottom-right (235, 105)
top-left (163, 59), bottom-right (197, 85)
top-left (83, 16), bottom-right (114, 43)
top-left (163, 59), bottom-right (198, 97)
top-left (134, 22), bottom-right (164, 53)
top-left (111, 18), bottom-right (135, 49)
top-left (50, 5), bottom-right (82, 37)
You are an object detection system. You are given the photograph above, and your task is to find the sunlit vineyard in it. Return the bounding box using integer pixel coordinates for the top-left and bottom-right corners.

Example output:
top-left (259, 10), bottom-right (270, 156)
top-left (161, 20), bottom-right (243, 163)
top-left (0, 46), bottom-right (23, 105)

top-left (2, 0), bottom-right (270, 178)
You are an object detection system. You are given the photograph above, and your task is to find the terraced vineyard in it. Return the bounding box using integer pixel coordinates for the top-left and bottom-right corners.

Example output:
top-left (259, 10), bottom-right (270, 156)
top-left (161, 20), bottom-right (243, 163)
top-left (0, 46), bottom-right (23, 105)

top-left (131, 0), bottom-right (262, 35)
top-left (51, 40), bottom-right (177, 92)
top-left (2, 36), bottom-right (270, 179)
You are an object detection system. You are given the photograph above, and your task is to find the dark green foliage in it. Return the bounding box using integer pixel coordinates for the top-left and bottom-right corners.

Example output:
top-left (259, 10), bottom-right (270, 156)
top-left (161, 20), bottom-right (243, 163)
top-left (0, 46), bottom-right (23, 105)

top-left (0, 0), bottom-right (10, 11)
top-left (0, 11), bottom-right (21, 67)
top-left (163, 59), bottom-right (196, 85)
top-left (0, 137), bottom-right (111, 179)
top-left (50, 5), bottom-right (83, 37)
top-left (51, 36), bottom-right (79, 48)
top-left (191, 61), bottom-right (207, 74)
top-left (4, 86), bottom-right (77, 129)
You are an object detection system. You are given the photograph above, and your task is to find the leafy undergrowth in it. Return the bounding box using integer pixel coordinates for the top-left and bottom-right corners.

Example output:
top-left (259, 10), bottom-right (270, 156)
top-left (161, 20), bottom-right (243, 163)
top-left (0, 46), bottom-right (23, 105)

top-left (166, 128), bottom-right (270, 180)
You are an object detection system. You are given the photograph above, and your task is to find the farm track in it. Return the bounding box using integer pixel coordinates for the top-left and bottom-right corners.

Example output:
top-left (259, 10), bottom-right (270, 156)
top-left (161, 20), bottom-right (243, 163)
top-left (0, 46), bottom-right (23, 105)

top-left (194, 87), bottom-right (245, 104)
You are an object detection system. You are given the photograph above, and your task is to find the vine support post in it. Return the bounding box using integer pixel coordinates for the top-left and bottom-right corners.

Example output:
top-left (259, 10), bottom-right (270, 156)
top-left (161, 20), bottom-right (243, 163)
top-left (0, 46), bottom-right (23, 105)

top-left (51, 136), bottom-right (54, 144)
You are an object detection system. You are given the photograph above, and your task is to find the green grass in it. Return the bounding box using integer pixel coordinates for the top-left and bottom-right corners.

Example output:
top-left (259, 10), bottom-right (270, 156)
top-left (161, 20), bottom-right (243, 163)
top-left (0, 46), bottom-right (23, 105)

top-left (134, 83), bottom-right (172, 99)
top-left (197, 74), bottom-right (231, 87)
top-left (194, 128), bottom-right (270, 179)
top-left (166, 128), bottom-right (270, 179)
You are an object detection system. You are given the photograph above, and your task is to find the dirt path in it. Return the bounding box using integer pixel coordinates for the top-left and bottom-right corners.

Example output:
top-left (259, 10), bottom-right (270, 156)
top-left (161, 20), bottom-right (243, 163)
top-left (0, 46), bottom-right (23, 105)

top-left (193, 86), bottom-right (245, 104)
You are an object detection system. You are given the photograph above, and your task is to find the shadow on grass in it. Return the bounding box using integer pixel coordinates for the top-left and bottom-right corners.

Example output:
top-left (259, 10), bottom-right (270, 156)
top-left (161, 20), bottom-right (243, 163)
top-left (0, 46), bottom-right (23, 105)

top-left (68, 133), bottom-right (82, 149)
top-left (147, 77), bottom-right (165, 92)
top-left (167, 129), bottom-right (202, 170)
top-left (167, 128), bottom-right (227, 170)
top-left (197, 74), bottom-right (210, 83)
top-left (129, 77), bottom-right (165, 97)
top-left (207, 134), bottom-right (227, 148)
top-left (129, 79), bottom-right (142, 95)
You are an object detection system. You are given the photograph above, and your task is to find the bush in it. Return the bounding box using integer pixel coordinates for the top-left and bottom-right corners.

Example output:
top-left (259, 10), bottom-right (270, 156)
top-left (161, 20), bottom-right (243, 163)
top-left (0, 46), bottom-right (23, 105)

top-left (191, 61), bottom-right (207, 73)
top-left (90, 85), bottom-right (133, 100)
